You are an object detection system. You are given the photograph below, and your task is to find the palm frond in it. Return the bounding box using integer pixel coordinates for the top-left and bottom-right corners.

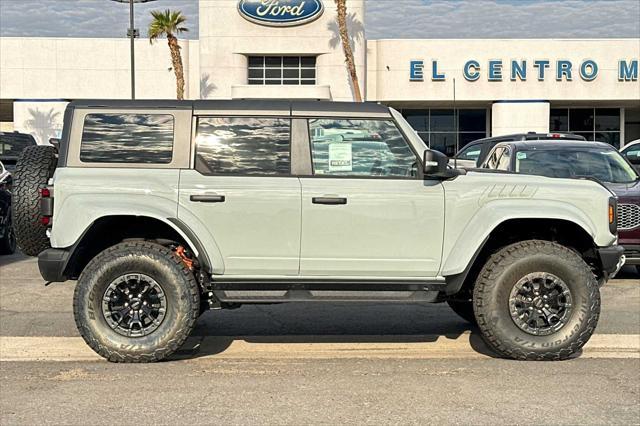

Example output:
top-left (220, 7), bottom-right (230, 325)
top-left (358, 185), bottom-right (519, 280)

top-left (147, 9), bottom-right (189, 43)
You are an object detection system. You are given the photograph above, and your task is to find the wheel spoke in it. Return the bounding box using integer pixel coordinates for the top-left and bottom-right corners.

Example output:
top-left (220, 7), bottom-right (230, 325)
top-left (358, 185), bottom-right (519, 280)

top-left (509, 272), bottom-right (573, 336)
top-left (101, 273), bottom-right (166, 337)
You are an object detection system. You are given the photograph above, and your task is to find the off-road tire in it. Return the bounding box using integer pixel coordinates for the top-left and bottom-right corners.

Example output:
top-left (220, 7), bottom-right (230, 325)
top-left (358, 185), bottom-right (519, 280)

top-left (12, 145), bottom-right (57, 256)
top-left (74, 241), bottom-right (200, 363)
top-left (447, 300), bottom-right (476, 325)
top-left (473, 240), bottom-right (600, 361)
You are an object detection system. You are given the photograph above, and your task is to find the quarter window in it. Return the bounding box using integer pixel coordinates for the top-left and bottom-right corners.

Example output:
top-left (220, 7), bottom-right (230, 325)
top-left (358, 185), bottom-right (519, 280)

top-left (309, 119), bottom-right (418, 178)
top-left (80, 113), bottom-right (174, 164)
top-left (195, 117), bottom-right (291, 175)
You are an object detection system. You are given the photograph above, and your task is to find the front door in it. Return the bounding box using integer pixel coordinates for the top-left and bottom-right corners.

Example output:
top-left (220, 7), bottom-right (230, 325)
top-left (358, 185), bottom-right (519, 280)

top-left (300, 118), bottom-right (445, 277)
top-left (178, 116), bottom-right (301, 276)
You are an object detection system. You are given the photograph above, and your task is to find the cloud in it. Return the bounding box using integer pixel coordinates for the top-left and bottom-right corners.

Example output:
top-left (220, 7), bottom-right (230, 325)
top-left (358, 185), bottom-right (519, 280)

top-left (0, 0), bottom-right (199, 38)
top-left (365, 0), bottom-right (640, 39)
top-left (0, 0), bottom-right (638, 39)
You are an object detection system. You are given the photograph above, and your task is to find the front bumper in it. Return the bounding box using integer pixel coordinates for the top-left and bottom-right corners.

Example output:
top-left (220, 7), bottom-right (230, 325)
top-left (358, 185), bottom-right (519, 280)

top-left (621, 244), bottom-right (640, 265)
top-left (597, 245), bottom-right (625, 279)
top-left (38, 248), bottom-right (71, 282)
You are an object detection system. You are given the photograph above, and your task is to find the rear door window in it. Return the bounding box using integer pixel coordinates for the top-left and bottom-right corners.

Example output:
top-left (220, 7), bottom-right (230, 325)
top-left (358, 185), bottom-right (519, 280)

top-left (80, 113), bottom-right (174, 163)
top-left (195, 117), bottom-right (291, 175)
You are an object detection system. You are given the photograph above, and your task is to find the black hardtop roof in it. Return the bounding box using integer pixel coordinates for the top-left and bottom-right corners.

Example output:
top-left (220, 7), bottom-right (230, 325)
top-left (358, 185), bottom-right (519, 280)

top-left (67, 99), bottom-right (390, 115)
top-left (498, 140), bottom-right (614, 150)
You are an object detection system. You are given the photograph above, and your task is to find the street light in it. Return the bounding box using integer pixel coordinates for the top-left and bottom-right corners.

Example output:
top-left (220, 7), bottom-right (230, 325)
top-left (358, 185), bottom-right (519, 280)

top-left (110, 0), bottom-right (157, 99)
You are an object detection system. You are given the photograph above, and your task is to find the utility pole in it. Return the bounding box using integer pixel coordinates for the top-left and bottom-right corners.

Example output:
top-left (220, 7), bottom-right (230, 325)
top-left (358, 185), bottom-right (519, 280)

top-left (110, 0), bottom-right (157, 99)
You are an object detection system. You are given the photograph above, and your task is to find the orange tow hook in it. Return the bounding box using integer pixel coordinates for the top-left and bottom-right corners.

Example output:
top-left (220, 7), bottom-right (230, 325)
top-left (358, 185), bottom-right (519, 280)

top-left (175, 246), bottom-right (194, 270)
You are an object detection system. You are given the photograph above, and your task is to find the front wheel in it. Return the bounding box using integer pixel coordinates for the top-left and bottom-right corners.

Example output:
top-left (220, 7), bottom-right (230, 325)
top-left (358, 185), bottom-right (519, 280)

top-left (473, 240), bottom-right (600, 361)
top-left (74, 241), bottom-right (200, 362)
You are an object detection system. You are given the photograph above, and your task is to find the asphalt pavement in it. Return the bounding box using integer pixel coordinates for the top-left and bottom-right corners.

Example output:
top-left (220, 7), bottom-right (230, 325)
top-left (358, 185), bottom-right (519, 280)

top-left (1, 252), bottom-right (639, 425)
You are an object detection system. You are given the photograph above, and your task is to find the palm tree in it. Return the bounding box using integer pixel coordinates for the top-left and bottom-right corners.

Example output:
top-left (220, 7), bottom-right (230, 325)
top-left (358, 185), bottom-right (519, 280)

top-left (334, 0), bottom-right (362, 102)
top-left (148, 9), bottom-right (189, 100)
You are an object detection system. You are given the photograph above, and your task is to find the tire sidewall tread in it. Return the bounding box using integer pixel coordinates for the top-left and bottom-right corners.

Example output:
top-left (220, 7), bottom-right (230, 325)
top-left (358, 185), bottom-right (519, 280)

top-left (73, 241), bottom-right (200, 363)
top-left (473, 240), bottom-right (600, 361)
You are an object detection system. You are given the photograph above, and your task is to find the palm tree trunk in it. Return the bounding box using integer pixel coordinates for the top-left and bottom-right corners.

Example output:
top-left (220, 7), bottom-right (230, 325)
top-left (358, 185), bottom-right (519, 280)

top-left (335, 0), bottom-right (362, 102)
top-left (167, 35), bottom-right (185, 100)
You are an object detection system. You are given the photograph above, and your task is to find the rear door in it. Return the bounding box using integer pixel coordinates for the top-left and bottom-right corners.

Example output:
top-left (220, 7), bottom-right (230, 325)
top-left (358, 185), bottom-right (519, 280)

top-left (299, 117), bottom-right (445, 277)
top-left (178, 115), bottom-right (301, 276)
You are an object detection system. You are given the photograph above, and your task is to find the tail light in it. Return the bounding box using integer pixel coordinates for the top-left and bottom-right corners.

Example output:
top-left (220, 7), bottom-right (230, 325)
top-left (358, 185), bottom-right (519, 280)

top-left (40, 186), bottom-right (53, 226)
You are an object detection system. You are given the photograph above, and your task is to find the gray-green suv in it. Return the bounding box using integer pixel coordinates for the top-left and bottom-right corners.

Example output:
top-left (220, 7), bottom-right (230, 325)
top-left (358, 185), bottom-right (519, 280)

top-left (13, 100), bottom-right (624, 362)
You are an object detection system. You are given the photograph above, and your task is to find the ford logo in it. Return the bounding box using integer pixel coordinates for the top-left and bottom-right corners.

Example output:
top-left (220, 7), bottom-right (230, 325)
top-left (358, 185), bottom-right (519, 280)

top-left (238, 0), bottom-right (324, 27)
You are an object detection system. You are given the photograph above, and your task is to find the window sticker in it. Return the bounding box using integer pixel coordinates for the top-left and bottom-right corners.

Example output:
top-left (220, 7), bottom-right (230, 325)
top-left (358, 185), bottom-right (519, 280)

top-left (328, 143), bottom-right (353, 172)
top-left (517, 152), bottom-right (527, 160)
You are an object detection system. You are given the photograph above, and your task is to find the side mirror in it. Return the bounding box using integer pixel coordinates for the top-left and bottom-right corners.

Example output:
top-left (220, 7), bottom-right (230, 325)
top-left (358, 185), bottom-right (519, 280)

top-left (423, 149), bottom-right (449, 177)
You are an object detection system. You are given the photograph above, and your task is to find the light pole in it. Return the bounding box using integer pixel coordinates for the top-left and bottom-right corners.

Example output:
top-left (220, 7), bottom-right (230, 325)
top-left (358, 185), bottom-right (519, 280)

top-left (110, 0), bottom-right (157, 99)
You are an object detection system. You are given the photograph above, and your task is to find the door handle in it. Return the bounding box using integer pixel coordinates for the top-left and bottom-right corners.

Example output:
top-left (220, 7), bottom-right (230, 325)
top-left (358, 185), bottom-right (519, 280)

top-left (190, 194), bottom-right (225, 203)
top-left (312, 197), bottom-right (347, 205)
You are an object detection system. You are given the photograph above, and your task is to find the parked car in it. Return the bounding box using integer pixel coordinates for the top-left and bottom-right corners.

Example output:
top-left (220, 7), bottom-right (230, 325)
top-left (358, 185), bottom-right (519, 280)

top-left (453, 132), bottom-right (587, 168)
top-left (0, 131), bottom-right (37, 173)
top-left (621, 140), bottom-right (640, 172)
top-left (13, 100), bottom-right (623, 362)
top-left (0, 161), bottom-right (16, 255)
top-left (480, 140), bottom-right (640, 273)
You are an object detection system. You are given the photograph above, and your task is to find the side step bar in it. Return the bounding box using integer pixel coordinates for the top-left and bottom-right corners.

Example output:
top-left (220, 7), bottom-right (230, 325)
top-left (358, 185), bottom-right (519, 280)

top-left (211, 279), bottom-right (446, 303)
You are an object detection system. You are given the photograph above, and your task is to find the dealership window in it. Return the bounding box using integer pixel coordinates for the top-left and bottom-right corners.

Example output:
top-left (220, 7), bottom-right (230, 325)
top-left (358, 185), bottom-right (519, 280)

top-left (400, 109), bottom-right (487, 156)
top-left (550, 108), bottom-right (621, 148)
top-left (80, 113), bottom-right (174, 164)
top-left (195, 117), bottom-right (291, 175)
top-left (248, 56), bottom-right (317, 85)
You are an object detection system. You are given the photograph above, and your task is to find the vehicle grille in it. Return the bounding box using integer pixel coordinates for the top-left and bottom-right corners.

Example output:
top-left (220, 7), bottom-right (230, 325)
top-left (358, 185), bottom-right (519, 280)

top-left (618, 204), bottom-right (640, 230)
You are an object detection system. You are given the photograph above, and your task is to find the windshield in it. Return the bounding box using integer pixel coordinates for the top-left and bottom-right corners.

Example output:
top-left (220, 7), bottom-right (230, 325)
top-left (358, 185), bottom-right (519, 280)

top-left (456, 144), bottom-right (482, 161)
top-left (515, 147), bottom-right (639, 183)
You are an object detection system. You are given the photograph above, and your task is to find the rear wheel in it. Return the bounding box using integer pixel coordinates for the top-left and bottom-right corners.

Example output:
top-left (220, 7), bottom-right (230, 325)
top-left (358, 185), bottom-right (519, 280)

top-left (74, 241), bottom-right (200, 362)
top-left (12, 145), bottom-right (57, 256)
top-left (473, 240), bottom-right (600, 361)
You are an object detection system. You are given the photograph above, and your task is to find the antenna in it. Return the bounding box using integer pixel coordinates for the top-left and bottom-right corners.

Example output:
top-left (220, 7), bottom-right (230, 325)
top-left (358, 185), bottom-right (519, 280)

top-left (453, 78), bottom-right (458, 169)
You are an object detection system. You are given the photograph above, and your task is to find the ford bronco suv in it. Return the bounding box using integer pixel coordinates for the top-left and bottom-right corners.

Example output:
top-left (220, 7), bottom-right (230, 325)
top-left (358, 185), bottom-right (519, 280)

top-left (13, 100), bottom-right (624, 363)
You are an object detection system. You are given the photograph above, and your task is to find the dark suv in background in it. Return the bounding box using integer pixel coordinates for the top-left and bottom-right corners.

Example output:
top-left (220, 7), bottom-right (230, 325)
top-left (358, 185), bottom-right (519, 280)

top-left (480, 140), bottom-right (640, 273)
top-left (454, 132), bottom-right (587, 168)
top-left (0, 131), bottom-right (37, 172)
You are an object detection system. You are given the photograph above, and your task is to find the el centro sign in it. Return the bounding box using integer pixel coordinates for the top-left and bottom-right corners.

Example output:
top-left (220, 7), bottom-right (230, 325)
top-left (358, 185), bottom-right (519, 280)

top-left (238, 0), bottom-right (324, 27)
top-left (409, 59), bottom-right (639, 82)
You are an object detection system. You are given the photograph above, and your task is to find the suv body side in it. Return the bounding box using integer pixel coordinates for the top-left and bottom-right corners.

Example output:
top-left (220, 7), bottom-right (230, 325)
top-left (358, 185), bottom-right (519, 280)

top-left (45, 101), bottom-right (618, 286)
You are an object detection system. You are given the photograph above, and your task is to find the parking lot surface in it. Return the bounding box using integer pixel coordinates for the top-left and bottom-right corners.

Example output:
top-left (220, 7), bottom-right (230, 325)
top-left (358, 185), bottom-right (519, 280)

top-left (1, 253), bottom-right (639, 425)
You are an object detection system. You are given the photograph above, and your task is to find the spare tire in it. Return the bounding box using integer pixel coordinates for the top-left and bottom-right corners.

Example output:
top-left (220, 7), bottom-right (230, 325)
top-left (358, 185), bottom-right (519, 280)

top-left (12, 145), bottom-right (57, 256)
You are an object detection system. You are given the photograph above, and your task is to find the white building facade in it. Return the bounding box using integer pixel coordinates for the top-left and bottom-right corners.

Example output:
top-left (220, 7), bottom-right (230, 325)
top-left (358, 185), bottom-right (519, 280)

top-left (0, 0), bottom-right (638, 155)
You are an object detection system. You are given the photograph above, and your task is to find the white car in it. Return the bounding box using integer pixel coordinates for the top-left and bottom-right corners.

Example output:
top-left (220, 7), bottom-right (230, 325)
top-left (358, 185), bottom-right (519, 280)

top-left (621, 140), bottom-right (640, 171)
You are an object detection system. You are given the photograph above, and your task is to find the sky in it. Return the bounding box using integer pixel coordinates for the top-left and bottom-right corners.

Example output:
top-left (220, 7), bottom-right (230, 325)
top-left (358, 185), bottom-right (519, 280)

top-left (0, 0), bottom-right (638, 39)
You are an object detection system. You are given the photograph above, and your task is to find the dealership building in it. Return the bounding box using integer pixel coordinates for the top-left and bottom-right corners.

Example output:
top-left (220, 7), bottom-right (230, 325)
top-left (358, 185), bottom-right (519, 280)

top-left (0, 0), bottom-right (639, 155)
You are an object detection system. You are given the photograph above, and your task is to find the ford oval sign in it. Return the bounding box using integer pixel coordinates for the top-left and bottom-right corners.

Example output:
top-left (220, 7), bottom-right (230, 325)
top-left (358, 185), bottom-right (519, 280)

top-left (238, 0), bottom-right (324, 27)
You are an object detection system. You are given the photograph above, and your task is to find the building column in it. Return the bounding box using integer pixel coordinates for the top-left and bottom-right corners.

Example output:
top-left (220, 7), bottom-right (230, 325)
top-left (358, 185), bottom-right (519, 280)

top-left (491, 100), bottom-right (550, 136)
